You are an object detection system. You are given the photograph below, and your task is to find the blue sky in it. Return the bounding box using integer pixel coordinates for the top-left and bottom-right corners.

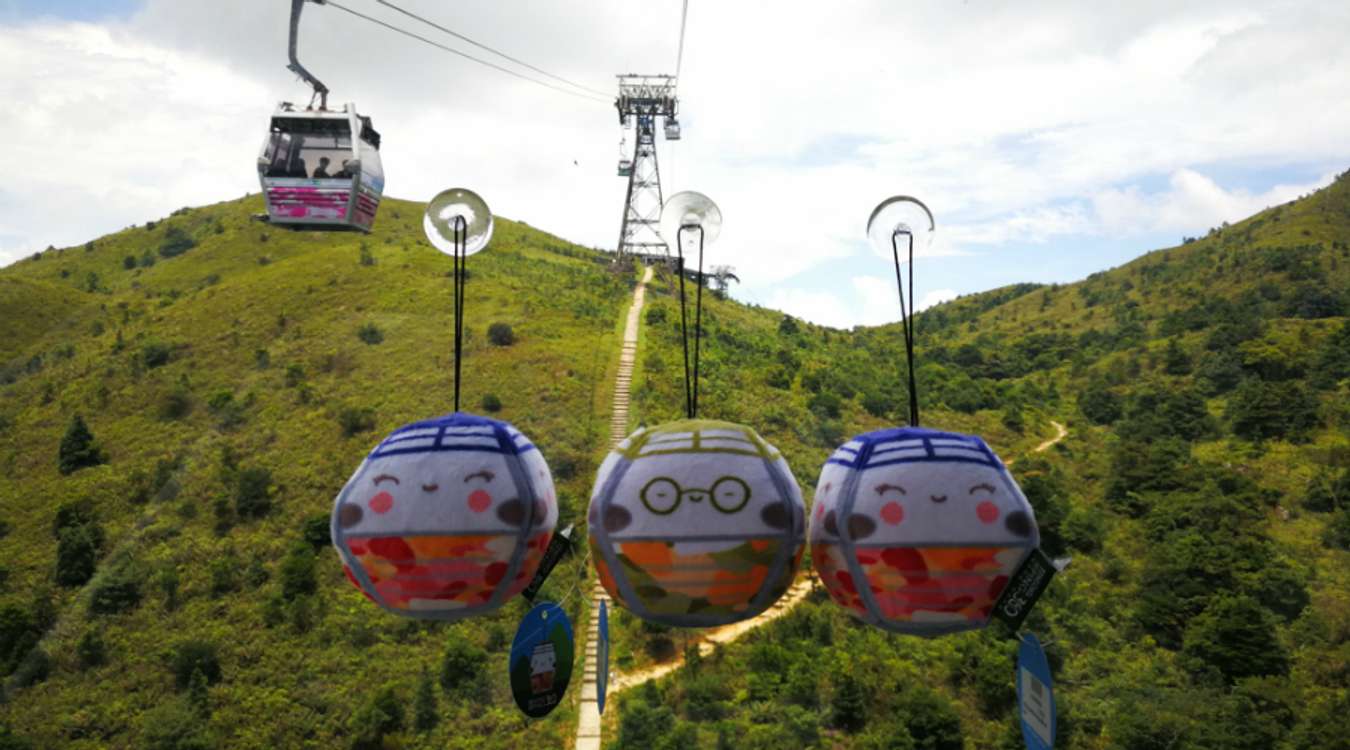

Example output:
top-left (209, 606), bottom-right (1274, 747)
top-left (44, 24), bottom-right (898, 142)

top-left (0, 0), bottom-right (140, 23)
top-left (2, 0), bottom-right (1348, 327)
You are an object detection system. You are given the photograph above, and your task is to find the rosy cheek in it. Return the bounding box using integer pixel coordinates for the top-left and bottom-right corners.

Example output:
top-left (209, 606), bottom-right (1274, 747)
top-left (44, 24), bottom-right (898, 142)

top-left (468, 489), bottom-right (492, 513)
top-left (880, 501), bottom-right (904, 525)
top-left (976, 501), bottom-right (1000, 524)
top-left (369, 491), bottom-right (394, 514)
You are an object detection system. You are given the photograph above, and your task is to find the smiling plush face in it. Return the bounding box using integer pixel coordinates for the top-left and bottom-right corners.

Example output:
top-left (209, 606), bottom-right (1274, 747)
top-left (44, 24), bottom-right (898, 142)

top-left (332, 413), bottom-right (556, 620)
top-left (588, 419), bottom-right (805, 627)
top-left (809, 427), bottom-right (1039, 635)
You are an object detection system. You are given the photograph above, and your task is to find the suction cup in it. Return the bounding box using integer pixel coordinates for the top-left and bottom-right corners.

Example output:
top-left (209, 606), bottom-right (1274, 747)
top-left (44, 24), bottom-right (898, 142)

top-left (660, 191), bottom-right (722, 250)
top-left (866, 196), bottom-right (935, 258)
top-left (424, 188), bottom-right (494, 256)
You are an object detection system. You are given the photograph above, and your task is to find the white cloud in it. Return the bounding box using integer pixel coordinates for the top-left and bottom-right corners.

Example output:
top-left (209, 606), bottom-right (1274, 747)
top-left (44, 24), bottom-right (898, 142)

top-left (919, 288), bottom-right (958, 311)
top-left (2, 0), bottom-right (1349, 332)
top-left (1093, 168), bottom-right (1335, 236)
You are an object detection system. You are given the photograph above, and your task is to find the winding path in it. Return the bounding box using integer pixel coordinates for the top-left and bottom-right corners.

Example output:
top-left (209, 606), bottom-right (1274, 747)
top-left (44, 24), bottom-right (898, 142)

top-left (573, 266), bottom-right (652, 750)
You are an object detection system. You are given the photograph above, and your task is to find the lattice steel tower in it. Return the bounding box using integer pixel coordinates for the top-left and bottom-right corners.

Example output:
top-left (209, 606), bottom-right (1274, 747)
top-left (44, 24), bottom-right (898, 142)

top-left (614, 74), bottom-right (681, 260)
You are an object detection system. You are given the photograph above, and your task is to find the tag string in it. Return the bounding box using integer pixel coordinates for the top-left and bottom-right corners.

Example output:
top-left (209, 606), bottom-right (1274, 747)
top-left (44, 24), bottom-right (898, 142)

top-left (676, 225), bottom-right (705, 419)
top-left (891, 230), bottom-right (919, 427)
top-left (452, 216), bottom-right (467, 412)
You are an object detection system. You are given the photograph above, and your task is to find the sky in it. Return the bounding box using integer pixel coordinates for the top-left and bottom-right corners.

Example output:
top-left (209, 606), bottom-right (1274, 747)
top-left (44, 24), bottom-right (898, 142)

top-left (2, 0), bottom-right (1348, 328)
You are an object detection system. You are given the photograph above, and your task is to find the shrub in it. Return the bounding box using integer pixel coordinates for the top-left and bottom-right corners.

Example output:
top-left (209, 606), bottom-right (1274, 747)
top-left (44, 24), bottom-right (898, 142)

top-left (284, 363), bottom-right (306, 387)
top-left (1182, 595), bottom-right (1288, 682)
top-left (1325, 509), bottom-right (1350, 550)
top-left (302, 514), bottom-right (332, 549)
top-left (487, 322), bottom-right (515, 346)
top-left (254, 349), bottom-right (270, 369)
top-left (140, 697), bottom-right (212, 750)
top-left (171, 640), bottom-right (222, 689)
top-left (160, 387), bottom-right (192, 420)
top-left (356, 323), bottom-right (384, 345)
top-left (88, 559), bottom-right (143, 616)
top-left (142, 342), bottom-right (172, 368)
top-left (338, 407), bottom-right (376, 437)
top-left (58, 415), bottom-right (105, 475)
top-left (123, 255), bottom-right (136, 270)
top-left (11, 648), bottom-right (50, 688)
top-left (280, 542), bottom-right (317, 600)
top-left (414, 669), bottom-right (438, 731)
top-left (480, 393), bottom-right (502, 412)
top-left (359, 243), bottom-right (375, 266)
top-left (234, 467), bottom-right (272, 519)
top-left (76, 630), bottom-right (107, 669)
top-left (349, 685), bottom-right (404, 750)
top-left (158, 226), bottom-right (197, 258)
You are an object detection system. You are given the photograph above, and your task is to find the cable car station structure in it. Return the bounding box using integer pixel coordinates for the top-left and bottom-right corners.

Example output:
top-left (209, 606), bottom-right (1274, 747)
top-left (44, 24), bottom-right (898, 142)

top-left (614, 74), bottom-right (680, 260)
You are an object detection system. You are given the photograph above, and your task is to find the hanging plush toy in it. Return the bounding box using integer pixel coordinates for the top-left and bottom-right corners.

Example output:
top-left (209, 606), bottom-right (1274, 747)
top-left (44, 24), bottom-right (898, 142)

top-left (809, 427), bottom-right (1037, 634)
top-left (588, 192), bottom-right (805, 627)
top-left (589, 419), bottom-right (804, 626)
top-left (808, 195), bottom-right (1041, 635)
top-left (331, 189), bottom-right (557, 619)
top-left (332, 412), bottom-right (557, 619)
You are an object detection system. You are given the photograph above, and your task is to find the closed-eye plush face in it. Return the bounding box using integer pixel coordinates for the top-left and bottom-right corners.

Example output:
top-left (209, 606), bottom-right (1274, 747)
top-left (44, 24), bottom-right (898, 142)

top-left (332, 413), bottom-right (556, 620)
top-left (809, 427), bottom-right (1039, 635)
top-left (589, 419), bottom-right (805, 627)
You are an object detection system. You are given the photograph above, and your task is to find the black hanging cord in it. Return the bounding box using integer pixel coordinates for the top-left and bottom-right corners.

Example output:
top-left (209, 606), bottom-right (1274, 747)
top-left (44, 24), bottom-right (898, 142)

top-left (452, 216), bottom-right (467, 412)
top-left (891, 230), bottom-right (920, 427)
top-left (676, 225), bottom-right (705, 419)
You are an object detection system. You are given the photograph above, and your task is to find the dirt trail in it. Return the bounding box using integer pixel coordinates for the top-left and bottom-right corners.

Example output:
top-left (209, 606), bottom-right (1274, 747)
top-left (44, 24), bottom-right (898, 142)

top-left (609, 578), bottom-right (814, 694)
top-left (573, 266), bottom-right (652, 750)
top-left (1006, 420), bottom-right (1068, 467)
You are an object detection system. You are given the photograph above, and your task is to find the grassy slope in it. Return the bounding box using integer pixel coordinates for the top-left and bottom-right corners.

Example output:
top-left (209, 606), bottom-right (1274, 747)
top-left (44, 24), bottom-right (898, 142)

top-left (0, 195), bottom-right (630, 749)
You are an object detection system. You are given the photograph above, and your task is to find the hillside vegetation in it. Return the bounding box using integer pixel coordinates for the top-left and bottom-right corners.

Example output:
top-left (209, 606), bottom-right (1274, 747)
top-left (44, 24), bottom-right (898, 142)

top-left (2, 169), bottom-right (1349, 750)
top-left (610, 171), bottom-right (1350, 748)
top-left (0, 195), bottom-right (630, 749)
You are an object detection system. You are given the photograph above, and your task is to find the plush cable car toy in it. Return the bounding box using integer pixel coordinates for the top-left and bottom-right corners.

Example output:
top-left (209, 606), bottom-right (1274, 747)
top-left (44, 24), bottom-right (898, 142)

top-left (809, 196), bottom-right (1041, 635)
top-left (810, 427), bottom-right (1038, 635)
top-left (332, 413), bottom-right (557, 619)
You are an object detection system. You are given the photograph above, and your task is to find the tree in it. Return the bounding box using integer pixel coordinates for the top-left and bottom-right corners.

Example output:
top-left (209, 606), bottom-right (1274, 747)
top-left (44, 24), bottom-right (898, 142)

top-left (898, 687), bottom-right (964, 750)
top-left (1163, 338), bottom-right (1191, 375)
top-left (58, 415), bottom-right (105, 475)
top-left (1181, 595), bottom-right (1288, 682)
top-left (1325, 508), bottom-right (1350, 550)
top-left (55, 523), bottom-right (102, 586)
top-left (414, 668), bottom-right (438, 731)
top-left (187, 667), bottom-right (211, 717)
top-left (348, 686), bottom-right (404, 750)
top-left (440, 639), bottom-right (487, 697)
top-left (158, 226), bottom-right (197, 258)
top-left (1227, 379), bottom-right (1320, 442)
top-left (1077, 381), bottom-right (1121, 425)
top-left (234, 467), bottom-right (272, 518)
top-left (830, 673), bottom-right (867, 733)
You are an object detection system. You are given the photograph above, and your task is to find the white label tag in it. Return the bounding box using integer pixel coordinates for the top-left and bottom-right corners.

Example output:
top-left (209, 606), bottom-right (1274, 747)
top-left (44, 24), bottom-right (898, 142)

top-left (1020, 666), bottom-right (1054, 746)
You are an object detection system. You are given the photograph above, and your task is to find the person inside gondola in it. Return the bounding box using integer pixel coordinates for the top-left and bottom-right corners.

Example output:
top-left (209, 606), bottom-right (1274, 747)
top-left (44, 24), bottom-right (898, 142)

top-left (313, 156), bottom-right (332, 179)
top-left (333, 160), bottom-right (354, 179)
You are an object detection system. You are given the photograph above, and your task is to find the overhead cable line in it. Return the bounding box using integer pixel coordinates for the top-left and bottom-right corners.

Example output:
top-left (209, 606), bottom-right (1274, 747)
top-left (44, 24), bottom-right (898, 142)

top-left (326, 0), bottom-right (610, 104)
top-left (675, 0), bottom-right (689, 82)
top-left (375, 0), bottom-right (611, 98)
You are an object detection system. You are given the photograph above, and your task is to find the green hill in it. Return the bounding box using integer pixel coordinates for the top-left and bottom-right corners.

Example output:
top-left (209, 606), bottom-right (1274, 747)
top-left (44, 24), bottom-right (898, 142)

top-left (3, 169), bottom-right (1350, 750)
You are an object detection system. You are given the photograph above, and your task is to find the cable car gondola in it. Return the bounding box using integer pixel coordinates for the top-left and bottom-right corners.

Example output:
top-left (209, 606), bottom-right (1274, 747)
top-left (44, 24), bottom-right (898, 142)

top-left (664, 117), bottom-right (681, 141)
top-left (257, 0), bottom-right (384, 232)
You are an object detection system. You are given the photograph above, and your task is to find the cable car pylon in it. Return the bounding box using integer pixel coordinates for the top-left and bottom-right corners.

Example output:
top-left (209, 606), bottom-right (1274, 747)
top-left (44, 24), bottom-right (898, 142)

top-left (614, 74), bottom-right (680, 262)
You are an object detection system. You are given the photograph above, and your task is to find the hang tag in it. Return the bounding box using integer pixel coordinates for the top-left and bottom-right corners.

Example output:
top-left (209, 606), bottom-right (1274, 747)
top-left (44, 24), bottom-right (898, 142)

top-left (992, 548), bottom-right (1056, 630)
top-left (509, 602), bottom-right (574, 718)
top-left (1016, 633), bottom-right (1056, 750)
top-left (597, 600), bottom-right (610, 715)
top-left (522, 524), bottom-right (574, 603)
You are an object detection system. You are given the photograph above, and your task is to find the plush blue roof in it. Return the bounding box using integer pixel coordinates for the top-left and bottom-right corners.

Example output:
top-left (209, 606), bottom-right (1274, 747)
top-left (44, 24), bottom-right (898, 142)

top-left (826, 426), bottom-right (1001, 470)
top-left (367, 412), bottom-right (535, 459)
